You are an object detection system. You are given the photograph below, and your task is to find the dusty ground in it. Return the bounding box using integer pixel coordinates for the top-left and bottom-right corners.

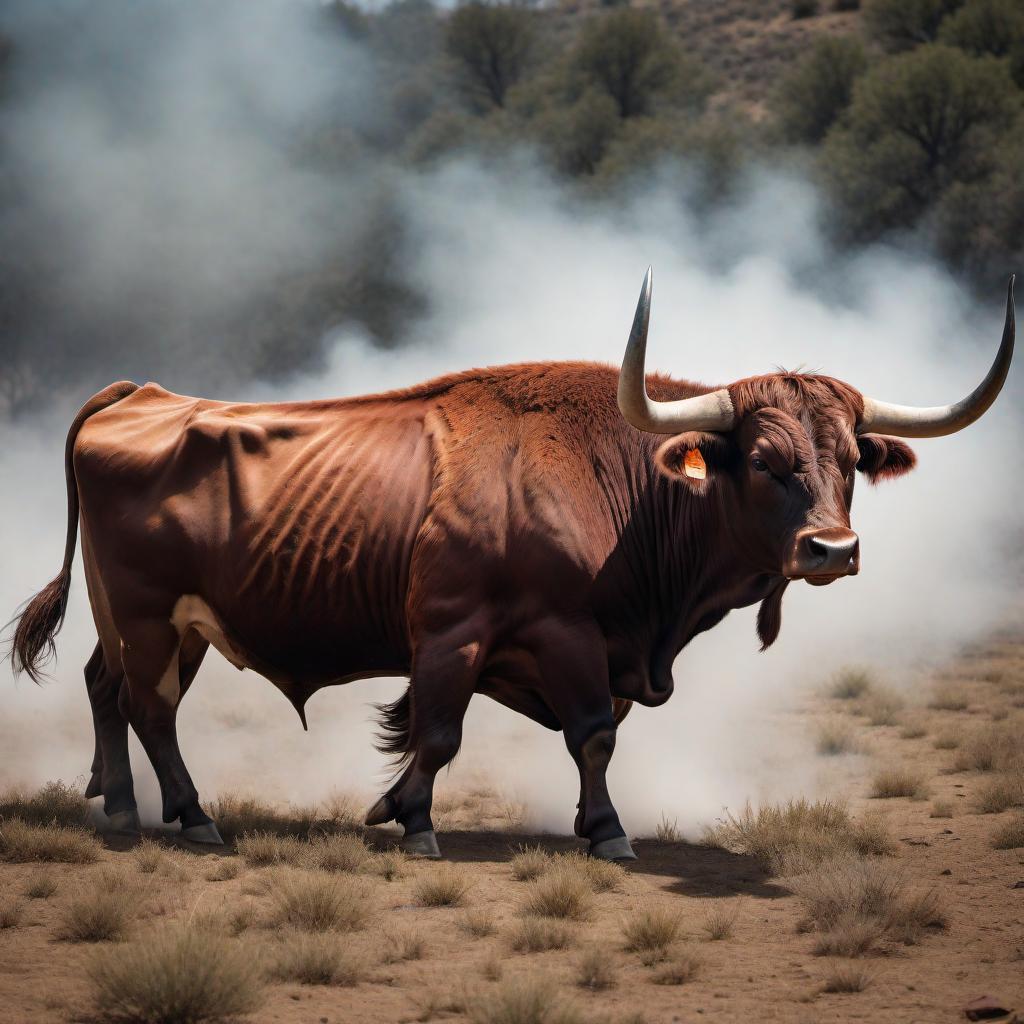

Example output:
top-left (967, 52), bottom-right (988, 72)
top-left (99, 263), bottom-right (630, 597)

top-left (1, 631), bottom-right (1023, 1024)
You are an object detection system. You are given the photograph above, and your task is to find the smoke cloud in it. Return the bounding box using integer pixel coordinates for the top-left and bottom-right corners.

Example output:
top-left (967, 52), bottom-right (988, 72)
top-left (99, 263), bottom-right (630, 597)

top-left (1, 1), bottom-right (1020, 839)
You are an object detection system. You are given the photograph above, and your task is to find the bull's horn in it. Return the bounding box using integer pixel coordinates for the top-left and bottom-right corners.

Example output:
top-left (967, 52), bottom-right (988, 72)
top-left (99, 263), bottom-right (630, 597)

top-left (617, 267), bottom-right (735, 435)
top-left (859, 276), bottom-right (1015, 438)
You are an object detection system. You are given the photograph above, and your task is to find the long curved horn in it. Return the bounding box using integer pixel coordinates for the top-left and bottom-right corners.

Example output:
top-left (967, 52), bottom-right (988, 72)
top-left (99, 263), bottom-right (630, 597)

top-left (617, 267), bottom-right (735, 435)
top-left (859, 276), bottom-right (1015, 438)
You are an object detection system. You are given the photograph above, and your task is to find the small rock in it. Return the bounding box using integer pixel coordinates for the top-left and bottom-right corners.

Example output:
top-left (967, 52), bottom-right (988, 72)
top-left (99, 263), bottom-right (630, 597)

top-left (941, 869), bottom-right (953, 876)
top-left (963, 995), bottom-right (1013, 1021)
top-left (1012, 880), bottom-right (1024, 889)
top-left (943, 829), bottom-right (954, 835)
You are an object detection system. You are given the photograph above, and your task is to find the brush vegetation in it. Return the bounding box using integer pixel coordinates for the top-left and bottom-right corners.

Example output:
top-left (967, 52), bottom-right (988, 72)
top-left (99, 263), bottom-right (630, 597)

top-left (414, 864), bottom-right (472, 908)
top-left (508, 917), bottom-right (576, 952)
top-left (520, 866), bottom-right (593, 920)
top-left (622, 904), bottom-right (681, 953)
top-left (869, 766), bottom-right (929, 800)
top-left (0, 781), bottom-right (89, 827)
top-left (268, 933), bottom-right (365, 985)
top-left (828, 667), bottom-right (874, 700)
top-left (991, 813), bottom-right (1024, 849)
top-left (269, 869), bottom-right (371, 932)
top-left (0, 819), bottom-right (102, 863)
top-left (60, 881), bottom-right (134, 942)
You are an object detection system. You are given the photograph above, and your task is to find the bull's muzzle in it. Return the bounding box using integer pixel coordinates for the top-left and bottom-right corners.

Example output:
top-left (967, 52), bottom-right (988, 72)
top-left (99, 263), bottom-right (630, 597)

top-left (786, 527), bottom-right (860, 584)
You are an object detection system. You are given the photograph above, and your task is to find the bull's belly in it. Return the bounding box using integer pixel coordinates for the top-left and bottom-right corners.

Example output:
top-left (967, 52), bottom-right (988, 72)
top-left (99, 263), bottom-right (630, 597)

top-left (170, 594), bottom-right (409, 688)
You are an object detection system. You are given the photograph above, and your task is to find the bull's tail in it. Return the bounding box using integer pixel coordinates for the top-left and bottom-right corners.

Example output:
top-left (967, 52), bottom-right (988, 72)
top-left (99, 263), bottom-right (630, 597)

top-left (8, 381), bottom-right (139, 683)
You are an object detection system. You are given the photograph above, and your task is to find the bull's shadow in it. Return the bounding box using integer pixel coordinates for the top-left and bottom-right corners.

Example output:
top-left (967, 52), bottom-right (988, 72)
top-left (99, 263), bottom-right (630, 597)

top-left (393, 830), bottom-right (788, 900)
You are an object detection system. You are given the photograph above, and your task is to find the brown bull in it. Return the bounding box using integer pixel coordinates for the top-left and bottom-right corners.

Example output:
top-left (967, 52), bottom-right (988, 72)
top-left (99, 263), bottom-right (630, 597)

top-left (9, 272), bottom-right (1015, 859)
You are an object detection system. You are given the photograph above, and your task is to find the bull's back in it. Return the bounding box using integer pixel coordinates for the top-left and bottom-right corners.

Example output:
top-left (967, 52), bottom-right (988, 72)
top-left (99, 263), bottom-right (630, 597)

top-left (74, 383), bottom-right (434, 682)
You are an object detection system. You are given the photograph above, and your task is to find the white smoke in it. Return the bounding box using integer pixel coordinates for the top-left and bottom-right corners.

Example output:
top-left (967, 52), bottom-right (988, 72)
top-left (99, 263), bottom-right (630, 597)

top-left (1, 2), bottom-right (1020, 839)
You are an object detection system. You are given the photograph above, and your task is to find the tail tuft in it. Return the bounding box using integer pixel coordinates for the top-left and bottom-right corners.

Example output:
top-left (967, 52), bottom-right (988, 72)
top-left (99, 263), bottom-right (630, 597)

top-left (8, 570), bottom-right (71, 684)
top-left (373, 687), bottom-right (413, 765)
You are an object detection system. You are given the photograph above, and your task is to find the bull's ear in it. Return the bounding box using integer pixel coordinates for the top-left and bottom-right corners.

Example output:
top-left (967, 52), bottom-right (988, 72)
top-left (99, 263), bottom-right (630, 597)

top-left (655, 431), bottom-right (734, 493)
top-left (856, 434), bottom-right (917, 484)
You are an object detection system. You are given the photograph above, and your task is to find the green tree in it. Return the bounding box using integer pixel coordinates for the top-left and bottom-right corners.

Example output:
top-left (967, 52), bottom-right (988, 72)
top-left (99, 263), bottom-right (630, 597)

top-left (773, 36), bottom-right (868, 144)
top-left (822, 44), bottom-right (1019, 239)
top-left (570, 9), bottom-right (708, 119)
top-left (445, 2), bottom-right (536, 110)
top-left (938, 0), bottom-right (1024, 57)
top-left (862, 0), bottom-right (964, 52)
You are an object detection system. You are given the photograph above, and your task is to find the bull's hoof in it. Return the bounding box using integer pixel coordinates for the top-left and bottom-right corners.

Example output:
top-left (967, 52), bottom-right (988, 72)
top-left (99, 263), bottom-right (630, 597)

top-left (589, 835), bottom-right (637, 862)
top-left (105, 808), bottom-right (142, 834)
top-left (364, 795), bottom-right (395, 827)
top-left (180, 821), bottom-right (224, 845)
top-left (401, 830), bottom-right (441, 859)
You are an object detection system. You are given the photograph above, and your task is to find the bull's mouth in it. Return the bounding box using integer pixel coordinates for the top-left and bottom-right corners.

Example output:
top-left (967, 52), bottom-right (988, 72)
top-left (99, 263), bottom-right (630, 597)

top-left (791, 569), bottom-right (859, 586)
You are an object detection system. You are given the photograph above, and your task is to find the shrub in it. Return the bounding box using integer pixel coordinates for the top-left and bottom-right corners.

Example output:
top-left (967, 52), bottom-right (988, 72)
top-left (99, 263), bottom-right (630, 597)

top-left (929, 685), bottom-right (971, 711)
top-left (860, 689), bottom-right (905, 726)
top-left (366, 849), bottom-right (410, 881)
top-left (88, 923), bottom-right (262, 1021)
top-left (0, 819), bottom-right (102, 863)
top-left (554, 850), bottom-right (625, 893)
top-left (792, 0), bottom-right (820, 19)
top-left (862, 0), bottom-right (965, 52)
top-left (622, 905), bottom-right (681, 953)
top-left (445, 2), bottom-right (536, 110)
top-left (269, 933), bottom-right (364, 985)
top-left (381, 927), bottom-right (426, 963)
top-left (870, 767), bottom-right (929, 800)
top-left (133, 838), bottom-right (166, 874)
top-left (816, 720), bottom-right (859, 756)
top-left (934, 730), bottom-right (961, 750)
top-left (899, 723), bottom-right (928, 740)
top-left (812, 914), bottom-right (883, 957)
top-left (0, 900), bottom-right (23, 929)
top-left (508, 917), bottom-right (576, 952)
top-left (929, 799), bottom-right (954, 818)
top-left (976, 770), bottom-right (1024, 813)
top-left (467, 976), bottom-right (581, 1024)
top-left (415, 864), bottom-right (472, 908)
top-left (991, 813), bottom-right (1024, 849)
top-left (0, 781), bottom-right (89, 827)
top-left (822, 45), bottom-right (1017, 242)
top-left (702, 799), bottom-right (894, 874)
top-left (570, 9), bottom-right (708, 119)
top-left (270, 870), bottom-right (371, 932)
top-left (954, 724), bottom-right (1024, 772)
top-left (204, 858), bottom-right (241, 882)
top-left (306, 833), bottom-right (371, 873)
top-left (521, 867), bottom-right (593, 920)
top-left (655, 815), bottom-right (681, 842)
top-left (939, 0), bottom-right (1024, 57)
top-left (577, 948), bottom-right (616, 990)
top-left (650, 948), bottom-right (702, 985)
top-left (209, 793), bottom-right (316, 841)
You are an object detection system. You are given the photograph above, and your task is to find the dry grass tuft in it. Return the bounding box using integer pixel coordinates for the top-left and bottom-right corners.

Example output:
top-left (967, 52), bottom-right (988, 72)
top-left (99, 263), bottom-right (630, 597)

top-left (869, 767), bottom-right (929, 800)
top-left (554, 850), bottom-right (625, 893)
top-left (0, 900), bottom-right (24, 929)
top-left (991, 813), bottom-right (1024, 849)
top-left (702, 799), bottom-right (894, 874)
top-left (816, 720), bottom-right (859, 756)
top-left (88, 923), bottom-right (262, 1020)
top-left (193, 901), bottom-right (258, 938)
top-left (976, 770), bottom-right (1024, 813)
top-left (577, 948), bottom-right (616, 990)
top-left (235, 831), bottom-right (307, 867)
top-left (954, 724), bottom-right (1024, 773)
top-left (510, 845), bottom-right (550, 881)
top-left (23, 870), bottom-right (57, 899)
top-left (204, 858), bottom-right (241, 882)
top-left (0, 819), bottom-right (102, 863)
top-left (414, 864), bottom-right (472, 908)
top-left (829, 667), bottom-right (874, 700)
top-left (622, 905), bottom-right (681, 953)
top-left (269, 933), bottom-right (364, 985)
top-left (702, 905), bottom-right (737, 941)
top-left (928, 685), bottom-right (971, 712)
top-left (306, 833), bottom-right (371, 873)
top-left (322, 791), bottom-right (362, 831)
top-left (650, 947), bottom-right (702, 985)
top-left (60, 879), bottom-right (133, 942)
top-left (929, 800), bottom-right (954, 819)
top-left (132, 838), bottom-right (166, 874)
top-left (270, 869), bottom-right (371, 932)
top-left (789, 856), bottom-right (944, 950)
top-left (933, 730), bottom-right (961, 750)
top-left (858, 689), bottom-right (905, 726)
top-left (381, 927), bottom-right (426, 963)
top-left (467, 976), bottom-right (581, 1024)
top-left (365, 849), bottom-right (409, 881)
top-left (655, 815), bottom-right (681, 842)
top-left (821, 962), bottom-right (872, 993)
top-left (898, 723), bottom-right (927, 740)
top-left (415, 989), bottom-right (469, 1022)
top-left (508, 917), bottom-right (576, 953)
top-left (0, 781), bottom-right (89, 827)
top-left (458, 908), bottom-right (497, 938)
top-left (481, 956), bottom-right (503, 982)
top-left (521, 867), bottom-right (593, 921)
top-left (209, 793), bottom-right (317, 841)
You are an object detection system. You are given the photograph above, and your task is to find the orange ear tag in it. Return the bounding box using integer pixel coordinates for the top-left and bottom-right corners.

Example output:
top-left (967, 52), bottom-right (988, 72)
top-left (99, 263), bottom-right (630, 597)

top-left (683, 448), bottom-right (706, 480)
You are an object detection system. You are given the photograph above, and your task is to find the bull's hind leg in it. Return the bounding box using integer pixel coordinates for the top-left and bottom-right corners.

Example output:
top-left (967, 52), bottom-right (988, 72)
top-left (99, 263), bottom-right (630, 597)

top-left (83, 641), bottom-right (139, 832)
top-left (118, 619), bottom-right (221, 844)
top-left (365, 630), bottom-right (485, 858)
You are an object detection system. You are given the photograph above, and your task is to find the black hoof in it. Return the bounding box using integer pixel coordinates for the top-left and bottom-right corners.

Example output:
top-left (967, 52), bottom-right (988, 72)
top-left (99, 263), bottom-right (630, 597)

top-left (589, 835), bottom-right (637, 861)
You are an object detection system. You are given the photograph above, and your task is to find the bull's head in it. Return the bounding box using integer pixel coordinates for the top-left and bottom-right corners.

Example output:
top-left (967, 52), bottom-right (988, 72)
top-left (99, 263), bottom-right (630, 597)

top-left (618, 268), bottom-right (1015, 608)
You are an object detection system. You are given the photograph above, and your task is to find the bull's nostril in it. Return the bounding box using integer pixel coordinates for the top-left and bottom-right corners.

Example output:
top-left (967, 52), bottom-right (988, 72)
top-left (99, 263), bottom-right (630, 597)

top-left (799, 529), bottom-right (859, 575)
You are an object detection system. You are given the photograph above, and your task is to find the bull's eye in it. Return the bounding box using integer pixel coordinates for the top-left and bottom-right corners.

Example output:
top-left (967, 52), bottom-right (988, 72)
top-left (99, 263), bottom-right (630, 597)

top-left (751, 456), bottom-right (769, 473)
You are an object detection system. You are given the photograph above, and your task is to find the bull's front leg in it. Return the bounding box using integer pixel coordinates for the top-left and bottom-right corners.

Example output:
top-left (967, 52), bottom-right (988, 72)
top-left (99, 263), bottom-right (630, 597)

top-left (528, 618), bottom-right (636, 862)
